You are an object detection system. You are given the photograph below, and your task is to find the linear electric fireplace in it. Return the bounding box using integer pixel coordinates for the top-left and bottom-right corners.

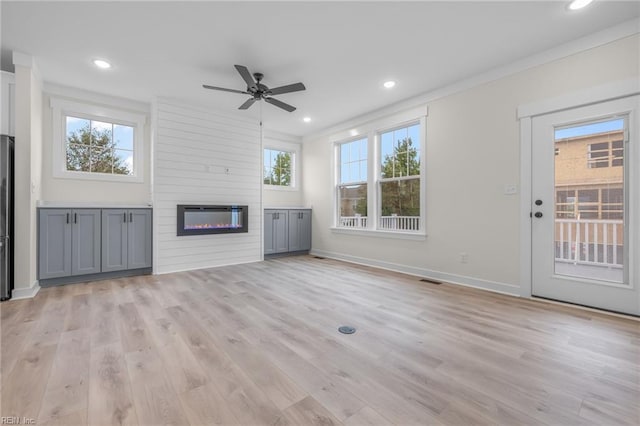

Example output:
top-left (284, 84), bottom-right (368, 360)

top-left (177, 205), bottom-right (248, 236)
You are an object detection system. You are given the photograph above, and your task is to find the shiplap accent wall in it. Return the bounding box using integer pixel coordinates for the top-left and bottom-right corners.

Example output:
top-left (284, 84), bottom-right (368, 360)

top-left (153, 100), bottom-right (262, 274)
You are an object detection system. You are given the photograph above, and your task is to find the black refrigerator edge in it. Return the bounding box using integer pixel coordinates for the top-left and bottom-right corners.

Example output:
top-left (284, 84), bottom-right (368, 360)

top-left (1, 135), bottom-right (14, 301)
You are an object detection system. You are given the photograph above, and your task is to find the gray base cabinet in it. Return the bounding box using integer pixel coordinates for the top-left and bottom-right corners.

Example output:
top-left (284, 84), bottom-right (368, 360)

top-left (39, 209), bottom-right (101, 280)
top-left (265, 208), bottom-right (311, 256)
top-left (38, 207), bottom-right (152, 283)
top-left (102, 209), bottom-right (152, 272)
top-left (288, 210), bottom-right (311, 252)
top-left (264, 210), bottom-right (289, 255)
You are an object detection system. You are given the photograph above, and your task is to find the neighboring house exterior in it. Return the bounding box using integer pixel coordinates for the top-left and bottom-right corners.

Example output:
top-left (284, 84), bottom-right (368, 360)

top-left (554, 129), bottom-right (624, 267)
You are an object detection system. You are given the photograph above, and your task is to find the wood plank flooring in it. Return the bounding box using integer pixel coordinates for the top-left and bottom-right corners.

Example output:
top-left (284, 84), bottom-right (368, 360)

top-left (1, 256), bottom-right (639, 425)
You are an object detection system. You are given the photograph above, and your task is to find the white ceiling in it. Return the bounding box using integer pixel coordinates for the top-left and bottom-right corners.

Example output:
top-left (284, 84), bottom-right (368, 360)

top-left (2, 1), bottom-right (639, 137)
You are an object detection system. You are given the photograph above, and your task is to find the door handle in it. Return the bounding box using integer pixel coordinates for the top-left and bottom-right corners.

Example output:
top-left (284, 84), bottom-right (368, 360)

top-left (534, 212), bottom-right (543, 218)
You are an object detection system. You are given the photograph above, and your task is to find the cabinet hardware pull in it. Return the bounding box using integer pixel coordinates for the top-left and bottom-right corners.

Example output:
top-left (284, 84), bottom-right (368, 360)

top-left (66, 213), bottom-right (70, 224)
top-left (130, 213), bottom-right (133, 223)
top-left (74, 213), bottom-right (77, 224)
top-left (124, 212), bottom-right (127, 222)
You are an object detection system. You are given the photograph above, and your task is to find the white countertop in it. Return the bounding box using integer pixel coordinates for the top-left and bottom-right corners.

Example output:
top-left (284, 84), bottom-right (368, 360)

top-left (37, 201), bottom-right (153, 208)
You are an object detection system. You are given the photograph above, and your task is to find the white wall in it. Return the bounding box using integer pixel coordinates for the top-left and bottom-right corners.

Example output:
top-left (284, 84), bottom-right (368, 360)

top-left (263, 129), bottom-right (304, 207)
top-left (153, 99), bottom-right (262, 274)
top-left (40, 85), bottom-right (152, 204)
top-left (1, 71), bottom-right (15, 136)
top-left (303, 34), bottom-right (640, 295)
top-left (12, 53), bottom-right (42, 294)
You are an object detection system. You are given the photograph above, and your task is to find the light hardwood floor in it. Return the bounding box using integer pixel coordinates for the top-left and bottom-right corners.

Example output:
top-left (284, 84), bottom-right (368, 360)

top-left (1, 256), bottom-right (639, 425)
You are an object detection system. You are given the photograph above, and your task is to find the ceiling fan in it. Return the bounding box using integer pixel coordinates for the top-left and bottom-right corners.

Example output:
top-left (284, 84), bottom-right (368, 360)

top-left (203, 65), bottom-right (306, 112)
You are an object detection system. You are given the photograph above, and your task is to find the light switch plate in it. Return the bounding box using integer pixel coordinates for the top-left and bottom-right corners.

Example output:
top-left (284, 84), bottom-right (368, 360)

top-left (504, 184), bottom-right (518, 195)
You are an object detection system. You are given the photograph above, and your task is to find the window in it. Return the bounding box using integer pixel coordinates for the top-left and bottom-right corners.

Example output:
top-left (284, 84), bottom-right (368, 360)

top-left (378, 123), bottom-right (421, 231)
top-left (65, 117), bottom-right (134, 175)
top-left (264, 148), bottom-right (293, 186)
top-left (601, 188), bottom-right (624, 220)
top-left (337, 138), bottom-right (367, 228)
top-left (588, 140), bottom-right (624, 168)
top-left (555, 187), bottom-right (623, 220)
top-left (51, 97), bottom-right (146, 182)
top-left (333, 108), bottom-right (426, 236)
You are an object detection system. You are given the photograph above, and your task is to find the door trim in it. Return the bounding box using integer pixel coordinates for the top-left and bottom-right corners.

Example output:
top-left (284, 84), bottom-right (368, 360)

top-left (518, 80), bottom-right (640, 299)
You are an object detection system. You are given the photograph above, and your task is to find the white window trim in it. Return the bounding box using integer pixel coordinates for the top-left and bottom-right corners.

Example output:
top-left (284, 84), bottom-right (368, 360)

top-left (334, 135), bottom-right (370, 229)
top-left (332, 106), bottom-right (428, 236)
top-left (50, 97), bottom-right (146, 183)
top-left (263, 139), bottom-right (300, 191)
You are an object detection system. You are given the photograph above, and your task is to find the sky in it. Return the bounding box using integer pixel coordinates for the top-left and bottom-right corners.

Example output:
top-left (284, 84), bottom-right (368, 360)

top-left (555, 118), bottom-right (624, 140)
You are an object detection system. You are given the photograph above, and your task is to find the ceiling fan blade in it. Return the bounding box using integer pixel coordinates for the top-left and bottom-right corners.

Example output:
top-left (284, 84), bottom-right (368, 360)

top-left (264, 97), bottom-right (296, 112)
top-left (234, 65), bottom-right (257, 90)
top-left (202, 84), bottom-right (248, 95)
top-left (268, 82), bottom-right (306, 96)
top-left (238, 98), bottom-right (257, 110)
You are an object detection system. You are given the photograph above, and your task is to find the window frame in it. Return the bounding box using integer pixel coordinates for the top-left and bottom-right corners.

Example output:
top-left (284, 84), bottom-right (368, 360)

top-left (263, 139), bottom-right (300, 191)
top-left (335, 136), bottom-right (369, 229)
top-left (376, 121), bottom-right (422, 232)
top-left (331, 106), bottom-right (427, 238)
top-left (51, 97), bottom-right (146, 183)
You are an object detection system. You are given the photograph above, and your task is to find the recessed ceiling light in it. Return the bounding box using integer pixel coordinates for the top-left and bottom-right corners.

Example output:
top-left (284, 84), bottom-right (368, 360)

top-left (568, 0), bottom-right (594, 10)
top-left (303, 117), bottom-right (311, 123)
top-left (383, 80), bottom-right (396, 89)
top-left (93, 59), bottom-right (112, 69)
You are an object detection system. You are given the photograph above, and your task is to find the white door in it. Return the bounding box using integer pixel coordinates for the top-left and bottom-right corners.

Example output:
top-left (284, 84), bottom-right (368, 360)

top-left (531, 96), bottom-right (640, 315)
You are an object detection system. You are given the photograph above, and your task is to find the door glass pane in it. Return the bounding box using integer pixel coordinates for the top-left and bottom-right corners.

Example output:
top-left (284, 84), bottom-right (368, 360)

top-left (554, 118), bottom-right (625, 283)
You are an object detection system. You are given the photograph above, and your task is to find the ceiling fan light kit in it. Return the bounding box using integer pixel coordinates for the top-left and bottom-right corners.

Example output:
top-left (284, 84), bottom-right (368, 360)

top-left (203, 64), bottom-right (305, 112)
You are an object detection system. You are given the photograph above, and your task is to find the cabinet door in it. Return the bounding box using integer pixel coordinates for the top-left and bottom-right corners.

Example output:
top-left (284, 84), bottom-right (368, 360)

top-left (102, 209), bottom-right (128, 272)
top-left (71, 209), bottom-right (101, 276)
top-left (299, 210), bottom-right (312, 251)
top-left (38, 209), bottom-right (72, 279)
top-left (128, 209), bottom-right (152, 269)
top-left (288, 210), bottom-right (312, 252)
top-left (274, 210), bottom-right (289, 253)
top-left (288, 211), bottom-right (301, 252)
top-left (264, 211), bottom-right (276, 255)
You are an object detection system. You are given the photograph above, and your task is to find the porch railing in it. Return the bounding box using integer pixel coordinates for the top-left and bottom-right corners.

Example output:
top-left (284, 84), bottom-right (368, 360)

top-left (339, 216), bottom-right (368, 228)
top-left (555, 219), bottom-right (623, 267)
top-left (339, 215), bottom-right (420, 231)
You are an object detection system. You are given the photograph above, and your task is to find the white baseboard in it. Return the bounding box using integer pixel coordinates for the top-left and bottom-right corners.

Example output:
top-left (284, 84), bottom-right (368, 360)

top-left (310, 249), bottom-right (521, 297)
top-left (11, 282), bottom-right (41, 300)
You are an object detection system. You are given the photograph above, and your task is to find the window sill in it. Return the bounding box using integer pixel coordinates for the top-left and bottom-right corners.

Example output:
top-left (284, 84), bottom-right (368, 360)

top-left (330, 227), bottom-right (427, 241)
top-left (264, 185), bottom-right (298, 192)
top-left (53, 170), bottom-right (144, 183)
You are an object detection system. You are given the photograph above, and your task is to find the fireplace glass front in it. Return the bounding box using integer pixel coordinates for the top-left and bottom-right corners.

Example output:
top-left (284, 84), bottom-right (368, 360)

top-left (177, 205), bottom-right (248, 236)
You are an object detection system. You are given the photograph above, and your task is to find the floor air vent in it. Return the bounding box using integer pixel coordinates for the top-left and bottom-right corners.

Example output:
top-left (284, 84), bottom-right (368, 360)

top-left (420, 278), bottom-right (442, 285)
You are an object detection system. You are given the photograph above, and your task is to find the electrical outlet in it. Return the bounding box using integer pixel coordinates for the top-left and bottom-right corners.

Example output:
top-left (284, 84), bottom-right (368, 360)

top-left (460, 252), bottom-right (468, 263)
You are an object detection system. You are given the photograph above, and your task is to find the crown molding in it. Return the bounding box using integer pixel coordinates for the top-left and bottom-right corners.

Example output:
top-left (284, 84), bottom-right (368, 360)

top-left (304, 18), bottom-right (640, 143)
